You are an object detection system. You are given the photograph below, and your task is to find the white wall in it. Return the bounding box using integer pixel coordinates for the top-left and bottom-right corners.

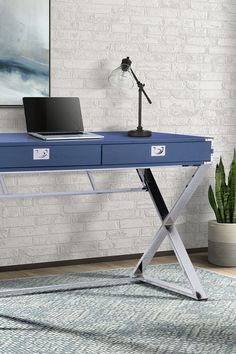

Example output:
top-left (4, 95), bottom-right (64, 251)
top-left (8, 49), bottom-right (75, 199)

top-left (0, 0), bottom-right (235, 266)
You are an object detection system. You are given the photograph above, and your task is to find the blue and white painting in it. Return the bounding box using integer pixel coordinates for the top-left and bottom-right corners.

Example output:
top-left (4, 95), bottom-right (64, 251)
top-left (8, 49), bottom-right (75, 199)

top-left (0, 0), bottom-right (49, 105)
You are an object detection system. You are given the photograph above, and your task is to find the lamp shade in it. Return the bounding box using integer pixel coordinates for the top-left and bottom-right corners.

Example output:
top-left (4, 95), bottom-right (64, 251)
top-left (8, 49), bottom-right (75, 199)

top-left (108, 66), bottom-right (134, 89)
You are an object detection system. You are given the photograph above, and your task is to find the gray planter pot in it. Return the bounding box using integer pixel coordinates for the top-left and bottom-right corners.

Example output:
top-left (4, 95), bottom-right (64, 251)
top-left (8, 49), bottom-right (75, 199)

top-left (208, 220), bottom-right (236, 267)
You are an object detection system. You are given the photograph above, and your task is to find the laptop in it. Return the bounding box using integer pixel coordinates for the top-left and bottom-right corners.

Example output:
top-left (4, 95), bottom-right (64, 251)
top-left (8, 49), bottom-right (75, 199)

top-left (23, 97), bottom-right (103, 140)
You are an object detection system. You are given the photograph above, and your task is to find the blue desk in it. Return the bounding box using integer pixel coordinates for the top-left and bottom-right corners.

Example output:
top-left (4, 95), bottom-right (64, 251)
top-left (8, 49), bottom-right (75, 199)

top-left (0, 131), bottom-right (212, 171)
top-left (0, 131), bottom-right (213, 300)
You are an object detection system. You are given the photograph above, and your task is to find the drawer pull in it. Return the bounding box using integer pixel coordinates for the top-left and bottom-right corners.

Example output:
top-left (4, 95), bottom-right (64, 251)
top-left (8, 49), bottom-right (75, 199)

top-left (33, 149), bottom-right (50, 160)
top-left (151, 145), bottom-right (166, 157)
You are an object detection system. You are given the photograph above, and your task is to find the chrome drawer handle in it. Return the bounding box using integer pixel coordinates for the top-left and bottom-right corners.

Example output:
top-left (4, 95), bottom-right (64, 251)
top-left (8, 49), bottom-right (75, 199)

top-left (151, 145), bottom-right (166, 157)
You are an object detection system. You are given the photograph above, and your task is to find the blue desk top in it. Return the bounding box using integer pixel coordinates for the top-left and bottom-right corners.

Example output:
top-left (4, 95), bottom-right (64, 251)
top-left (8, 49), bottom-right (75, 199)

top-left (0, 131), bottom-right (212, 146)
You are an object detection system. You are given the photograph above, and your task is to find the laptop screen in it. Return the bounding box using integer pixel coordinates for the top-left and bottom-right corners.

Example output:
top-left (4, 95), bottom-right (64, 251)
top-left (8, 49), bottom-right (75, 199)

top-left (23, 97), bottom-right (84, 133)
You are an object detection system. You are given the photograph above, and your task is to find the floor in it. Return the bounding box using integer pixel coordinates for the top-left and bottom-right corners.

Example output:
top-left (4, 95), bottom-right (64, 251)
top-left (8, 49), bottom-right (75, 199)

top-left (0, 252), bottom-right (235, 280)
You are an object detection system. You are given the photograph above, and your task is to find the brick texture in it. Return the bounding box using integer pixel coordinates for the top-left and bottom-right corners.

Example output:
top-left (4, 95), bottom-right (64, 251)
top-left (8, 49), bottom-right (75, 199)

top-left (0, 0), bottom-right (235, 266)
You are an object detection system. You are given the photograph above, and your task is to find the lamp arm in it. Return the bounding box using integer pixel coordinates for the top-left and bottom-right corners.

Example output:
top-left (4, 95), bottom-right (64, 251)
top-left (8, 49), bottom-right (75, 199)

top-left (130, 68), bottom-right (152, 104)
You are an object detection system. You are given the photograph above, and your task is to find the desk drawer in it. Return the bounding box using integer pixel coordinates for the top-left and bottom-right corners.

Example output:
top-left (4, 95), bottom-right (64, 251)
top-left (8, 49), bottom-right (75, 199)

top-left (0, 145), bottom-right (101, 169)
top-left (102, 142), bottom-right (211, 165)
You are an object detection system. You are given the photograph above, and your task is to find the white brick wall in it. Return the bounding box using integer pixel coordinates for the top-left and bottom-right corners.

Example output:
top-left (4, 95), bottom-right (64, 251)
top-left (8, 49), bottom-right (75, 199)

top-left (0, 0), bottom-right (235, 266)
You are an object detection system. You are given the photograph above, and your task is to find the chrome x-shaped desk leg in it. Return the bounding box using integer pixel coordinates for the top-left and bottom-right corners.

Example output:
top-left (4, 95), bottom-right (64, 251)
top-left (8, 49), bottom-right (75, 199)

top-left (132, 165), bottom-right (210, 300)
top-left (0, 166), bottom-right (210, 299)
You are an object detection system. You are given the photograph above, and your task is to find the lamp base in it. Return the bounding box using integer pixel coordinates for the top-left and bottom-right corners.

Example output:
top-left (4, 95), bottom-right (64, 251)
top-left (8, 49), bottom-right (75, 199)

top-left (128, 129), bottom-right (152, 137)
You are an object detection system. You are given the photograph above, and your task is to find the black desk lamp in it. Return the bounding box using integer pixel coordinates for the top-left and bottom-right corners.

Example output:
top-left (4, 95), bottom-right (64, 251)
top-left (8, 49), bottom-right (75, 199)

top-left (109, 57), bottom-right (152, 137)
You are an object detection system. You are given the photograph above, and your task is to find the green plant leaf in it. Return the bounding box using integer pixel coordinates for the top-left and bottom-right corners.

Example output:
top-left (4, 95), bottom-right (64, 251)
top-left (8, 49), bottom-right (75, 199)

top-left (228, 149), bottom-right (236, 223)
top-left (223, 185), bottom-right (231, 223)
top-left (208, 185), bottom-right (222, 223)
top-left (215, 159), bottom-right (226, 223)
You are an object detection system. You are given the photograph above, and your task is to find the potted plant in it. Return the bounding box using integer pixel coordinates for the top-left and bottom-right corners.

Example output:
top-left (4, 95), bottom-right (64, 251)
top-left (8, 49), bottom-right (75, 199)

top-left (208, 150), bottom-right (236, 266)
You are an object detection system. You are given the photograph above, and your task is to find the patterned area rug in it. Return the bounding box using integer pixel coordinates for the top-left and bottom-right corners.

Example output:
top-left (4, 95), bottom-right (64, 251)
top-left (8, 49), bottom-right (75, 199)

top-left (0, 264), bottom-right (235, 354)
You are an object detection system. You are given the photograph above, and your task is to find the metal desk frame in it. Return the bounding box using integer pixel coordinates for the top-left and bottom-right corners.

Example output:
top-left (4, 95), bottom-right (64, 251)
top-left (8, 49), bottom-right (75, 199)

top-left (0, 164), bottom-right (210, 300)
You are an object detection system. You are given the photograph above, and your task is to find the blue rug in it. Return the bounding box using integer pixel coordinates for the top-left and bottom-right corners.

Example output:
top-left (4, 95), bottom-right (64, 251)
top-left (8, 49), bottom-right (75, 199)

top-left (0, 264), bottom-right (235, 354)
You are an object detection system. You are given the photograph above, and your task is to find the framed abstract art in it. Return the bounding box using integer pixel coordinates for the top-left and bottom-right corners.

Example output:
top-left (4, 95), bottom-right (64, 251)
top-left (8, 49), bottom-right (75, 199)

top-left (0, 0), bottom-right (50, 106)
